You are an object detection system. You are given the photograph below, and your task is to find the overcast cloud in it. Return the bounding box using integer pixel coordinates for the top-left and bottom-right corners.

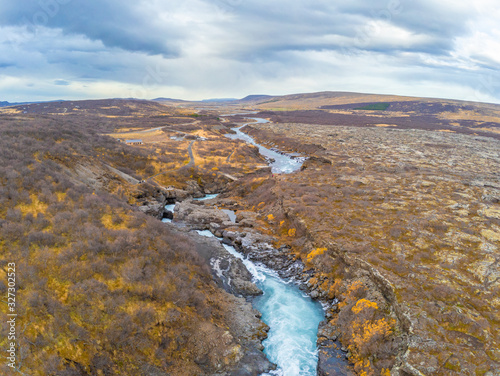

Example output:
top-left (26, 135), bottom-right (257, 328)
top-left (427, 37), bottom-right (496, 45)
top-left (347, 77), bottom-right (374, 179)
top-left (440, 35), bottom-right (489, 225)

top-left (0, 0), bottom-right (499, 103)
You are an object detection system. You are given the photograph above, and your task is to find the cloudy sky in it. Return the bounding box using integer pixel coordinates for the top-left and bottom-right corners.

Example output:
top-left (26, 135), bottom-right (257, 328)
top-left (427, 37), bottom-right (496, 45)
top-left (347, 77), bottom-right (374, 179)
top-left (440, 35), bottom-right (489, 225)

top-left (1, 0), bottom-right (499, 103)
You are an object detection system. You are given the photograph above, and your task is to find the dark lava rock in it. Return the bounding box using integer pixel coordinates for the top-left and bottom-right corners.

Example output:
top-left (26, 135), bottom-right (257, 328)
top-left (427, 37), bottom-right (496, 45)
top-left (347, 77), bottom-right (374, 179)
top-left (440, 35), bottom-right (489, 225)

top-left (162, 210), bottom-right (174, 220)
top-left (317, 320), bottom-right (355, 376)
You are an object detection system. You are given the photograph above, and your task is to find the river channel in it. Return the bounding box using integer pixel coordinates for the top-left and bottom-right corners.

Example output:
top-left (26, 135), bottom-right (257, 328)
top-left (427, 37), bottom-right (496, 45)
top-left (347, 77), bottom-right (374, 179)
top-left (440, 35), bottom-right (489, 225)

top-left (163, 116), bottom-right (346, 375)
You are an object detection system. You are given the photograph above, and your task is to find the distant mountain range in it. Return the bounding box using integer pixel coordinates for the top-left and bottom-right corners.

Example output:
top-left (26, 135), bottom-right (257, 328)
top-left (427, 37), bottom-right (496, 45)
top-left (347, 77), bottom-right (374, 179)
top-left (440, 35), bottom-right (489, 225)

top-left (152, 95), bottom-right (274, 104)
top-left (2, 95), bottom-right (277, 108)
top-left (239, 95), bottom-right (274, 102)
top-left (7, 91), bottom-right (500, 111)
top-left (0, 100), bottom-right (68, 107)
top-left (152, 97), bottom-right (188, 103)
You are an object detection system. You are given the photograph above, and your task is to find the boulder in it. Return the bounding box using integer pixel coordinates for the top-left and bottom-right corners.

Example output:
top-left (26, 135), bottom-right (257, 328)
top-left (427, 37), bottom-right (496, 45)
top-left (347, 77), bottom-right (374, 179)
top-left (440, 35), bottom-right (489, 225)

top-left (137, 200), bottom-right (164, 219)
top-left (174, 201), bottom-right (231, 226)
top-left (189, 230), bottom-right (262, 298)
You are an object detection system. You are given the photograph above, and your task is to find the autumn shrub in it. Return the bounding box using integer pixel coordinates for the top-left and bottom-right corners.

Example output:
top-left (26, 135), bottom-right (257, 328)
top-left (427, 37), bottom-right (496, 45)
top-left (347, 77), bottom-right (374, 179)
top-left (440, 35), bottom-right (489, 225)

top-left (327, 279), bottom-right (400, 374)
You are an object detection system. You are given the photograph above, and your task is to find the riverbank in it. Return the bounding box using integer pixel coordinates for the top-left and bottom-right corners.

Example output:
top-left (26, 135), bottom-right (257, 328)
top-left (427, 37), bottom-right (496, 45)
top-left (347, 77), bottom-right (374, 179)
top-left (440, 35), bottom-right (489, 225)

top-left (217, 135), bottom-right (407, 374)
top-left (217, 115), bottom-right (406, 374)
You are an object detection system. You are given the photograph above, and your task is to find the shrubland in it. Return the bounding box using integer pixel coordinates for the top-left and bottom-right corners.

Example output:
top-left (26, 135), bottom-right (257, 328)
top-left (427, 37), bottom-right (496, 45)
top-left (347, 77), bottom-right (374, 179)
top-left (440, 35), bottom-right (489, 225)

top-left (0, 109), bottom-right (267, 375)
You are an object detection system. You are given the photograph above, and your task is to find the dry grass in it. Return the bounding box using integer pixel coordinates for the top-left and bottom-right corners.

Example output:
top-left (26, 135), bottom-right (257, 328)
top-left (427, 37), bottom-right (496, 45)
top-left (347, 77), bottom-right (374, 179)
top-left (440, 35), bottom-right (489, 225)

top-left (255, 92), bottom-right (420, 110)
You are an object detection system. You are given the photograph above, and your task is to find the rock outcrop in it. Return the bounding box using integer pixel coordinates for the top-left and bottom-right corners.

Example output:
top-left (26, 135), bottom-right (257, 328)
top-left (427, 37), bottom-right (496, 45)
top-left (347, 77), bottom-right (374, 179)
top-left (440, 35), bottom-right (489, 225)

top-left (188, 230), bottom-right (263, 297)
top-left (174, 200), bottom-right (234, 227)
top-left (172, 196), bottom-right (358, 375)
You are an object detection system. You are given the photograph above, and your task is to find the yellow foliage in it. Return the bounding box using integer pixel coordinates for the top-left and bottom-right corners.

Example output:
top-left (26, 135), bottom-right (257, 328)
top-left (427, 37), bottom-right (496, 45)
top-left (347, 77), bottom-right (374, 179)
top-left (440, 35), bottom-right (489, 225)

top-left (47, 278), bottom-right (71, 302)
top-left (351, 318), bottom-right (393, 350)
top-left (306, 247), bottom-right (327, 263)
top-left (308, 277), bottom-right (318, 286)
top-left (352, 299), bottom-right (379, 314)
top-left (280, 220), bottom-right (285, 226)
top-left (105, 277), bottom-right (125, 291)
top-left (319, 280), bottom-right (330, 291)
top-left (258, 201), bottom-right (265, 207)
top-left (338, 280), bottom-right (368, 310)
top-left (331, 278), bottom-right (342, 295)
top-left (101, 212), bottom-right (129, 230)
top-left (267, 214), bottom-right (275, 221)
top-left (16, 194), bottom-right (48, 216)
top-left (344, 280), bottom-right (365, 301)
top-left (56, 336), bottom-right (92, 370)
top-left (288, 228), bottom-right (296, 237)
top-left (34, 151), bottom-right (42, 162)
top-left (354, 359), bottom-right (373, 376)
top-left (211, 167), bottom-right (219, 171)
top-left (381, 368), bottom-right (391, 376)
top-left (56, 191), bottom-right (66, 201)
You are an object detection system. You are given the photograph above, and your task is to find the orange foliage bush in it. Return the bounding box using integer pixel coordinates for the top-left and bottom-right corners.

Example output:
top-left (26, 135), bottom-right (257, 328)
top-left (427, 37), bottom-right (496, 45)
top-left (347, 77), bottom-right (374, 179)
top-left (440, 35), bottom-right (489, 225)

top-left (351, 318), bottom-right (393, 352)
top-left (351, 299), bottom-right (379, 314)
top-left (306, 247), bottom-right (327, 263)
top-left (338, 280), bottom-right (366, 309)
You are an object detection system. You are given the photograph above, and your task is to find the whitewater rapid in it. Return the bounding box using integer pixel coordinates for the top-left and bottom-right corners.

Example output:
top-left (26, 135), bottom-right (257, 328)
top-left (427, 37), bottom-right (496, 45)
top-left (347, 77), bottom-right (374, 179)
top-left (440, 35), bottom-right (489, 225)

top-left (195, 229), bottom-right (324, 376)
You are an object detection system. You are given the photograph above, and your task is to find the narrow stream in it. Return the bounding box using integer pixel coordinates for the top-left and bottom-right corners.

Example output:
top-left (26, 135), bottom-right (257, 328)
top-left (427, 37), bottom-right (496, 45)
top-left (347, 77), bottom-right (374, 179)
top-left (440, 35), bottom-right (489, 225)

top-left (161, 204), bottom-right (176, 223)
top-left (193, 194), bottom-right (219, 201)
top-left (223, 116), bottom-right (326, 375)
top-left (225, 117), bottom-right (305, 174)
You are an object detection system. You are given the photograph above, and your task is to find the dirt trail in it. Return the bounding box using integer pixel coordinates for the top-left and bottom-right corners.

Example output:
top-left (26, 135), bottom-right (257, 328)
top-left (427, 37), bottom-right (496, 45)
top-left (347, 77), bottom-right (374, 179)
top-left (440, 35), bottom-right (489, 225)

top-left (187, 140), bottom-right (195, 167)
top-left (226, 149), bottom-right (235, 162)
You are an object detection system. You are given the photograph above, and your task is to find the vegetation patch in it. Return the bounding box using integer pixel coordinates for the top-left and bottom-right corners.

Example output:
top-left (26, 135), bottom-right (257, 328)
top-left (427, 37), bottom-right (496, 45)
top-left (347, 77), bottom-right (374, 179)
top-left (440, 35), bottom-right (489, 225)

top-left (354, 103), bottom-right (390, 111)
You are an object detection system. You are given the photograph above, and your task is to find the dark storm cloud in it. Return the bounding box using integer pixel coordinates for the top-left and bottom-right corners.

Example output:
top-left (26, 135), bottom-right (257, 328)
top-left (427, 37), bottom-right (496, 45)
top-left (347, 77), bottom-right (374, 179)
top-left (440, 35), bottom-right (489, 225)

top-left (0, 0), bottom-right (181, 56)
top-left (222, 1), bottom-right (470, 50)
top-left (336, 0), bottom-right (471, 35)
top-left (0, 0), bottom-right (471, 58)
